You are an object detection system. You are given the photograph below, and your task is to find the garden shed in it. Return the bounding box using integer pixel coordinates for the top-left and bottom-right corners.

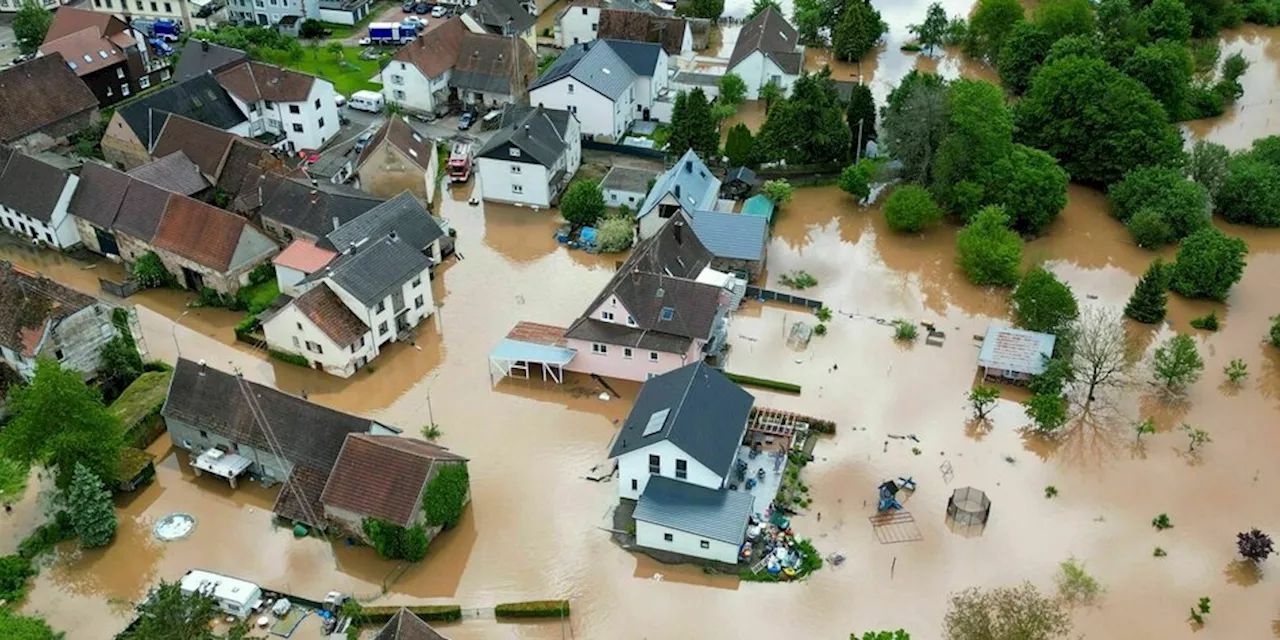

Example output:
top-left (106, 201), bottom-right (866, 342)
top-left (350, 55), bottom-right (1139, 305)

top-left (977, 325), bottom-right (1056, 382)
top-left (741, 194), bottom-right (775, 222)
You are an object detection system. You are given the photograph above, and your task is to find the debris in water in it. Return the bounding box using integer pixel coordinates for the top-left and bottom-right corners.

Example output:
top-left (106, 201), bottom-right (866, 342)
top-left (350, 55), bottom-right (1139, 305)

top-left (651, 573), bottom-right (664, 582)
top-left (598, 392), bottom-right (610, 401)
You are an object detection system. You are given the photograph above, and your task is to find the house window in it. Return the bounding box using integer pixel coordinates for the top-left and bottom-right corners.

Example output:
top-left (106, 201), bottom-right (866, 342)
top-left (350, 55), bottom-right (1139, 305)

top-left (375, 301), bottom-right (386, 313)
top-left (569, 105), bottom-right (577, 114)
top-left (163, 1), bottom-right (170, 10)
top-left (659, 307), bottom-right (674, 321)
top-left (393, 90), bottom-right (406, 100)
top-left (511, 164), bottom-right (522, 174)
top-left (675, 459), bottom-right (687, 479)
top-left (314, 98), bottom-right (321, 109)
top-left (292, 123), bottom-right (304, 133)
top-left (391, 74), bottom-right (403, 85)
top-left (623, 347), bottom-right (632, 359)
top-left (289, 104), bottom-right (301, 114)
top-left (649, 351), bottom-right (659, 362)
top-left (54, 349), bottom-right (64, 360)
top-left (93, 0), bottom-right (99, 6)
top-left (591, 343), bottom-right (607, 355)
top-left (509, 148), bottom-right (520, 157)
top-left (292, 336), bottom-right (301, 349)
top-left (591, 23), bottom-right (597, 30)
top-left (296, 322), bottom-right (303, 330)
top-left (199, 430), bottom-right (208, 439)
top-left (161, 69), bottom-right (170, 81)
top-left (414, 295), bottom-right (424, 308)
top-left (601, 311), bottom-right (614, 320)
top-left (580, 6), bottom-right (586, 13)
top-left (700, 540), bottom-right (710, 549)
top-left (627, 316), bottom-right (635, 325)
top-left (135, 0), bottom-right (142, 8)
top-left (318, 117), bottom-right (325, 128)
top-left (663, 532), bottom-right (673, 542)
top-left (139, 76), bottom-right (151, 89)
top-left (121, 84), bottom-right (131, 96)
top-left (648, 454), bottom-right (659, 474)
top-left (567, 83), bottom-right (574, 94)
top-left (379, 321), bottom-right (388, 334)
top-left (305, 340), bottom-right (323, 354)
top-left (411, 277), bottom-right (421, 287)
top-left (350, 335), bottom-right (366, 352)
top-left (117, 67), bottom-right (125, 79)
top-left (512, 184), bottom-right (523, 194)
top-left (106, 86), bottom-right (114, 97)
top-left (150, 1), bottom-right (156, 9)
top-left (631, 478), bottom-right (637, 490)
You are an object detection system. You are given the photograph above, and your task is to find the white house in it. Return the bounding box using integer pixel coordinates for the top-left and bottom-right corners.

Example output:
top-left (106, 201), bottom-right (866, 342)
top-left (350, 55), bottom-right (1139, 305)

top-left (600, 165), bottom-right (657, 210)
top-left (475, 105), bottom-right (581, 208)
top-left (385, 18), bottom-right (535, 115)
top-left (604, 39), bottom-right (669, 122)
top-left (635, 148), bottom-right (720, 239)
top-left (0, 148), bottom-right (81, 249)
top-left (0, 261), bottom-right (122, 382)
top-left (556, 0), bottom-right (601, 47)
top-left (529, 40), bottom-right (643, 140)
top-left (215, 61), bottom-right (341, 153)
top-left (608, 361), bottom-right (756, 564)
top-left (726, 8), bottom-right (804, 100)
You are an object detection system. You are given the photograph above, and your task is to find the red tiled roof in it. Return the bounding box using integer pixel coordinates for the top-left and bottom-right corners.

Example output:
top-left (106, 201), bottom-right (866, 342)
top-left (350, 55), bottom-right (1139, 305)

top-left (44, 6), bottom-right (121, 42)
top-left (292, 285), bottom-right (367, 348)
top-left (392, 18), bottom-right (465, 79)
top-left (152, 196), bottom-right (251, 272)
top-left (151, 114), bottom-right (241, 179)
top-left (0, 53), bottom-right (98, 144)
top-left (506, 321), bottom-right (567, 347)
top-left (0, 261), bottom-right (98, 357)
top-left (321, 434), bottom-right (467, 528)
top-left (273, 238), bottom-right (337, 273)
top-left (40, 27), bottom-right (128, 77)
top-left (216, 61), bottom-right (316, 103)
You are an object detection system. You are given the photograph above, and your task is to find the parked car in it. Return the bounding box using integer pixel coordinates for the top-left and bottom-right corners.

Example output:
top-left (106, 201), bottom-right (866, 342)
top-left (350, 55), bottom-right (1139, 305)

top-left (430, 4), bottom-right (447, 17)
top-left (403, 16), bottom-right (425, 29)
top-left (413, 2), bottom-right (428, 13)
top-left (355, 132), bottom-right (374, 153)
top-left (402, 0), bottom-right (415, 11)
top-left (458, 111), bottom-right (476, 131)
top-left (357, 36), bottom-right (372, 45)
top-left (334, 94), bottom-right (347, 107)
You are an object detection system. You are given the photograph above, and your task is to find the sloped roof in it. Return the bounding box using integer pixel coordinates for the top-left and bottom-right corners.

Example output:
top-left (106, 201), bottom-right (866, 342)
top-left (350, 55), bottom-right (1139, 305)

top-left (45, 6), bottom-right (120, 41)
top-left (151, 114), bottom-right (243, 180)
top-left (0, 54), bottom-right (98, 144)
top-left (638, 148), bottom-right (720, 219)
top-left (356, 117), bottom-right (434, 172)
top-left (116, 75), bottom-right (247, 150)
top-left (314, 235), bottom-right (434, 307)
top-left (69, 162), bottom-right (132, 228)
top-left (259, 177), bottom-right (383, 238)
top-left (977, 325), bottom-right (1056, 375)
top-left (0, 151), bottom-right (72, 222)
top-left (174, 39), bottom-right (248, 82)
top-left (273, 238), bottom-right (338, 274)
top-left (152, 196), bottom-right (277, 272)
top-left (450, 32), bottom-right (535, 97)
top-left (319, 191), bottom-right (445, 255)
top-left (728, 8), bottom-right (799, 70)
top-left (292, 284), bottom-right (368, 348)
top-left (373, 609), bottom-right (451, 640)
top-left (40, 26), bottom-right (128, 77)
top-left (113, 179), bottom-right (172, 241)
top-left (216, 61), bottom-right (317, 103)
top-left (600, 165), bottom-right (657, 193)
top-left (634, 475), bottom-right (754, 543)
top-left (127, 151), bottom-right (210, 196)
top-left (321, 433), bottom-right (466, 527)
top-left (392, 17), bottom-right (466, 79)
top-left (476, 104), bottom-right (573, 168)
top-left (465, 0), bottom-right (536, 35)
top-left (688, 210), bottom-right (768, 261)
top-left (530, 40), bottom-right (636, 99)
top-left (609, 361), bottom-right (752, 477)
top-left (0, 261), bottom-right (99, 357)
top-left (600, 38), bottom-right (663, 75)
top-left (216, 138), bottom-right (275, 197)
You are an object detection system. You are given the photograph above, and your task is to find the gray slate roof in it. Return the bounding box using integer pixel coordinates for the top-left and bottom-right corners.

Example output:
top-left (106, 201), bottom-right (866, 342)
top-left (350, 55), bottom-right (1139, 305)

top-left (0, 150), bottom-right (72, 222)
top-left (117, 75), bottom-right (247, 151)
top-left (317, 235), bottom-right (434, 307)
top-left (671, 70), bottom-right (720, 87)
top-left (530, 40), bottom-right (636, 100)
top-left (637, 149), bottom-right (720, 219)
top-left (259, 178), bottom-right (383, 238)
top-left (634, 475), bottom-right (754, 544)
top-left (689, 210), bottom-right (768, 261)
top-left (477, 104), bottom-right (573, 168)
top-left (466, 0), bottom-right (537, 34)
top-left (601, 165), bottom-right (657, 194)
top-left (977, 324), bottom-right (1056, 375)
top-left (319, 191), bottom-right (445, 254)
top-left (608, 361), bottom-right (752, 478)
top-left (174, 39), bottom-right (248, 82)
top-left (600, 39), bottom-right (662, 76)
top-left (127, 151), bottom-right (210, 196)
top-left (68, 161), bottom-right (132, 228)
top-left (728, 7), bottom-right (800, 71)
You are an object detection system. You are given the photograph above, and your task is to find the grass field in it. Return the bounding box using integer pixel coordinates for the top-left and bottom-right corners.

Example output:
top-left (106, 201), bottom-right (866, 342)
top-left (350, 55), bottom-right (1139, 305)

top-left (289, 47), bottom-right (383, 96)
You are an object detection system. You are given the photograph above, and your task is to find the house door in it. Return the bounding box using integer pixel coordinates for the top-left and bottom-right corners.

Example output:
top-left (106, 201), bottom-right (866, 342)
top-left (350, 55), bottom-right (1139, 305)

top-left (256, 13), bottom-right (268, 25)
top-left (94, 227), bottom-right (119, 256)
top-left (181, 267), bottom-right (205, 291)
top-left (643, 108), bottom-right (650, 121)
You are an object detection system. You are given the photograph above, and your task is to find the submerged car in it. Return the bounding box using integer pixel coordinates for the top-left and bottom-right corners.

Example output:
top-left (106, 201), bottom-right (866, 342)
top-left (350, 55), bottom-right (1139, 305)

top-left (458, 111), bottom-right (476, 130)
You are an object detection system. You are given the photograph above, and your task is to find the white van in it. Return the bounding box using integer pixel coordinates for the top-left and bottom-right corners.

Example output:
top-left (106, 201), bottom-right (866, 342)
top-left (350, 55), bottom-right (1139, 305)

top-left (349, 90), bottom-right (385, 113)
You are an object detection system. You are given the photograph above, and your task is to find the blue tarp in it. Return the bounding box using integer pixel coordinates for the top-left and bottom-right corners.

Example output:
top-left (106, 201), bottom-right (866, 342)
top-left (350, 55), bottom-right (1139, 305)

top-left (742, 194), bottom-right (775, 221)
top-left (579, 226), bottom-right (598, 245)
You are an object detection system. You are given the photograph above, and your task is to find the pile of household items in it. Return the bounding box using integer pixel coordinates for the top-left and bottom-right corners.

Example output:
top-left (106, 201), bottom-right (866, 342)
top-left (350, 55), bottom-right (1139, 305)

top-left (740, 511), bottom-right (807, 578)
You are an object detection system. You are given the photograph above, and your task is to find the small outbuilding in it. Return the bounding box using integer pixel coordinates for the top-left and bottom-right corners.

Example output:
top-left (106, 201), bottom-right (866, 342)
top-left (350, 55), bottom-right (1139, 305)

top-left (178, 570), bottom-right (262, 619)
top-left (741, 194), bottom-right (775, 222)
top-left (688, 210), bottom-right (769, 282)
top-left (601, 166), bottom-right (659, 211)
top-left (977, 325), bottom-right (1056, 382)
top-left (633, 475), bottom-right (756, 565)
top-left (721, 167), bottom-right (756, 200)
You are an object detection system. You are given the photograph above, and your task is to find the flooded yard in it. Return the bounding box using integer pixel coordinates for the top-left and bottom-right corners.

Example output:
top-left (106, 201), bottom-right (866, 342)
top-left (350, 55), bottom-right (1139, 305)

top-left (4, 1), bottom-right (1280, 638)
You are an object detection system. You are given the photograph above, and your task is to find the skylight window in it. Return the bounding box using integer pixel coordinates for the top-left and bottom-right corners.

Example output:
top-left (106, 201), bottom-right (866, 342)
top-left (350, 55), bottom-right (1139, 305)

top-left (83, 54), bottom-right (92, 62)
top-left (67, 61), bottom-right (78, 70)
top-left (642, 408), bottom-right (670, 437)
top-left (602, 68), bottom-right (611, 74)
top-left (660, 307), bottom-right (675, 321)
top-left (99, 50), bottom-right (108, 59)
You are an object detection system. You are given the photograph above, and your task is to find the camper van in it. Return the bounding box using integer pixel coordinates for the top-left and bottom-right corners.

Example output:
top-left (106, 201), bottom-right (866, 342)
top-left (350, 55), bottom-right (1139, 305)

top-left (349, 90), bottom-right (385, 113)
top-left (178, 570), bottom-right (262, 618)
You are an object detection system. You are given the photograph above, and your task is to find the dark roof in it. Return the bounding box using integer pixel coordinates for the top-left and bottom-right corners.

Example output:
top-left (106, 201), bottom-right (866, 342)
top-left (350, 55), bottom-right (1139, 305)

top-left (609, 360), bottom-right (751, 477)
top-left (476, 104), bottom-right (573, 168)
top-left (725, 166), bottom-right (755, 185)
top-left (306, 136), bottom-right (359, 179)
top-left (564, 317), bottom-right (692, 353)
top-left (216, 61), bottom-right (317, 103)
top-left (373, 609), bottom-right (451, 640)
top-left (113, 179), bottom-right (172, 241)
top-left (0, 54), bottom-right (98, 144)
top-left (152, 196), bottom-right (275, 272)
top-left (259, 177), bottom-right (382, 238)
top-left (633, 475), bottom-right (754, 544)
top-left (0, 151), bottom-right (72, 222)
top-left (530, 40), bottom-right (635, 99)
top-left (671, 70), bottom-right (719, 86)
top-left (600, 38), bottom-right (663, 75)
top-left (0, 261), bottom-right (98, 357)
top-left (292, 284), bottom-right (368, 347)
top-left (321, 433), bottom-right (466, 528)
top-left (450, 32), bottom-right (535, 97)
top-left (314, 235), bottom-right (434, 307)
top-left (728, 8), bottom-right (799, 71)
top-left (162, 359), bottom-right (377, 474)
top-left (126, 151), bottom-right (210, 196)
top-left (174, 39), bottom-right (248, 82)
top-left (355, 117), bottom-right (434, 172)
top-left (116, 75), bottom-right (247, 150)
top-left (600, 165), bottom-right (657, 193)
top-left (272, 463), bottom-right (331, 529)
top-left (689, 210), bottom-right (768, 261)
top-left (465, 0), bottom-right (536, 35)
top-left (69, 162), bottom-right (132, 228)
top-left (392, 17), bottom-right (465, 79)
top-left (319, 191), bottom-right (445, 254)
top-left (151, 114), bottom-right (242, 180)
top-left (216, 138), bottom-right (275, 196)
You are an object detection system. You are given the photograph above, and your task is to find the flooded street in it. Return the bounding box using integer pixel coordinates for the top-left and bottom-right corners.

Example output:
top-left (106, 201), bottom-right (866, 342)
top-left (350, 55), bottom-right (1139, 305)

top-left (4, 2), bottom-right (1280, 638)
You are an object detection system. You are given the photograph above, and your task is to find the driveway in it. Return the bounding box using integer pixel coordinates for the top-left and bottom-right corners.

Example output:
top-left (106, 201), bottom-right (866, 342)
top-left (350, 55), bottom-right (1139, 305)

top-left (406, 113), bottom-right (496, 148)
top-left (339, 3), bottom-right (457, 45)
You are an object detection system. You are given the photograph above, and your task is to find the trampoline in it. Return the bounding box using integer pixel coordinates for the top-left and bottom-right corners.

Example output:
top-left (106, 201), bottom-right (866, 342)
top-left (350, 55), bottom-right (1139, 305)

top-left (947, 487), bottom-right (991, 526)
top-left (154, 513), bottom-right (196, 541)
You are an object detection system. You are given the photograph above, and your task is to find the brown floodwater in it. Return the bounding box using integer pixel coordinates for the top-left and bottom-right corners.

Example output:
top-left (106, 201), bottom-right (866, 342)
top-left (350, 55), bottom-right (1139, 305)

top-left (6, 1), bottom-right (1280, 637)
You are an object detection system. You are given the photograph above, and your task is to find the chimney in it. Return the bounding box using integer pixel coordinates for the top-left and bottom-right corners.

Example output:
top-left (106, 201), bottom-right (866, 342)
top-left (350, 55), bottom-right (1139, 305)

top-left (524, 124), bottom-right (529, 136)
top-left (198, 359), bottom-right (207, 375)
top-left (389, 230), bottom-right (398, 241)
top-left (674, 219), bottom-right (683, 244)
top-left (311, 177), bottom-right (318, 188)
top-left (310, 189), bottom-right (318, 204)
top-left (332, 216), bottom-right (340, 231)
top-left (201, 40), bottom-right (209, 52)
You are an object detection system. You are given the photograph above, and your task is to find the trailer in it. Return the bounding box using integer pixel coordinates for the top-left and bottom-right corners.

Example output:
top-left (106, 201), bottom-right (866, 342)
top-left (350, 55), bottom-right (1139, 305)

top-left (131, 18), bottom-right (183, 42)
top-left (447, 141), bottom-right (472, 183)
top-left (367, 22), bottom-right (418, 45)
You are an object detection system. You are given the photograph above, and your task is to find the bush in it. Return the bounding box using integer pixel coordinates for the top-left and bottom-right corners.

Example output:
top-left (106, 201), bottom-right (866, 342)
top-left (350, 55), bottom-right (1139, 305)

top-left (816, 306), bottom-right (833, 321)
top-left (1056, 557), bottom-right (1103, 605)
top-left (723, 372), bottom-right (802, 393)
top-left (1189, 312), bottom-right (1219, 331)
top-left (956, 206), bottom-right (1022, 287)
top-left (779, 270), bottom-right (818, 289)
top-left (18, 511), bottom-right (75, 559)
top-left (883, 185), bottom-right (942, 233)
top-left (762, 179), bottom-right (795, 207)
top-left (358, 605), bottom-right (462, 624)
top-left (596, 217), bottom-right (634, 253)
top-left (268, 349), bottom-right (310, 367)
top-left (814, 323), bottom-right (828, 336)
top-left (247, 262), bottom-right (274, 286)
top-left (1108, 167), bottom-right (1210, 243)
top-left (1271, 315), bottom-right (1280, 347)
top-left (234, 315), bottom-right (261, 336)
top-left (1167, 227), bottom-right (1248, 301)
top-left (1126, 208), bottom-right (1171, 249)
top-left (0, 554), bottom-right (35, 602)
top-left (1011, 267), bottom-right (1078, 334)
top-left (893, 319), bottom-right (918, 341)
top-left (422, 463), bottom-right (468, 530)
top-left (132, 252), bottom-right (174, 288)
top-left (361, 519), bottom-right (429, 562)
top-left (494, 600), bottom-right (572, 619)
top-left (560, 180), bottom-right (606, 227)
top-left (1153, 513), bottom-right (1174, 530)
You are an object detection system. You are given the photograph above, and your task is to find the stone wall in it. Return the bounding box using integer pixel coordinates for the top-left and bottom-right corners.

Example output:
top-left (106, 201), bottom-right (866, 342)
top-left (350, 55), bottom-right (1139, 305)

top-left (41, 305), bottom-right (118, 380)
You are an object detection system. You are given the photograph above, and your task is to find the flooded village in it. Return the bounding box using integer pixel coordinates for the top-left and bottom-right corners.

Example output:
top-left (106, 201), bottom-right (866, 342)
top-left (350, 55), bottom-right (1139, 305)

top-left (1, 0), bottom-right (1280, 637)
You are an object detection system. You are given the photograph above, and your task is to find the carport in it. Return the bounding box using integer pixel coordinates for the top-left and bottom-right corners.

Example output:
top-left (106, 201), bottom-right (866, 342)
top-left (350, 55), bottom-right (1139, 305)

top-left (489, 322), bottom-right (578, 384)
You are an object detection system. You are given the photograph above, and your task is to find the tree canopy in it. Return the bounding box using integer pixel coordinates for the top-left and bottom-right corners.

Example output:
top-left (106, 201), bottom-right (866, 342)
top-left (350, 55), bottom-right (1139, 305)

top-left (121, 581), bottom-right (219, 640)
top-left (1002, 144), bottom-right (1069, 236)
top-left (1140, 0), bottom-right (1194, 43)
top-left (881, 71), bottom-right (950, 185)
top-left (932, 79), bottom-right (1014, 219)
top-left (64, 463), bottom-right (118, 548)
top-left (719, 72), bottom-right (748, 106)
top-left (756, 68), bottom-right (851, 165)
top-left (997, 21), bottom-right (1054, 94)
top-left (965, 0), bottom-right (1026, 60)
top-left (1152, 333), bottom-right (1204, 391)
top-left (1167, 227), bottom-right (1248, 301)
top-left (846, 82), bottom-right (878, 157)
top-left (13, 1), bottom-right (52, 56)
top-left (883, 185), bottom-right (943, 232)
top-left (1122, 41), bottom-right (1194, 120)
top-left (0, 610), bottom-right (63, 640)
top-left (560, 180), bottom-right (606, 228)
top-left (668, 88), bottom-right (719, 161)
top-left (1012, 267), bottom-right (1079, 335)
top-left (956, 206), bottom-right (1023, 287)
top-left (1125, 259), bottom-right (1169, 323)
top-left (748, 0), bottom-right (781, 20)
top-left (1107, 166), bottom-right (1210, 245)
top-left (912, 3), bottom-right (951, 53)
top-left (944, 582), bottom-right (1072, 640)
top-left (678, 0), bottom-right (724, 20)
top-left (1032, 0), bottom-right (1097, 41)
top-left (725, 123), bottom-right (756, 168)
top-left (1216, 153), bottom-right (1280, 227)
top-left (833, 0), bottom-right (887, 62)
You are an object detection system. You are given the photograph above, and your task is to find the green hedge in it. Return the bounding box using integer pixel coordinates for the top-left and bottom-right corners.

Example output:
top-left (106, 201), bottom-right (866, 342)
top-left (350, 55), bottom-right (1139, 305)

top-left (724, 373), bottom-right (802, 394)
top-left (359, 605), bottom-right (462, 623)
top-left (493, 600), bottom-right (571, 619)
top-left (234, 315), bottom-right (261, 337)
top-left (809, 419), bottom-right (836, 434)
top-left (18, 512), bottom-right (75, 560)
top-left (268, 349), bottom-right (310, 367)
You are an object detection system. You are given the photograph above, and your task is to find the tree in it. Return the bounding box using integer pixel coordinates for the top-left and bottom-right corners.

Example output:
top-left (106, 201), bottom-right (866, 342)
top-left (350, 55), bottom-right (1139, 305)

top-left (677, 0), bottom-right (723, 20)
top-left (1180, 423), bottom-right (1211, 452)
top-left (1127, 209), bottom-right (1171, 249)
top-left (1152, 334), bottom-right (1204, 391)
top-left (943, 582), bottom-right (1072, 640)
top-left (1070, 307), bottom-right (1132, 401)
top-left (724, 123), bottom-right (755, 167)
top-left (1107, 166), bottom-right (1210, 244)
top-left (132, 251), bottom-right (175, 288)
top-left (883, 185), bottom-right (942, 232)
top-left (996, 22), bottom-right (1053, 94)
top-left (1167, 227), bottom-right (1248, 301)
top-left (64, 463), bottom-right (117, 548)
top-left (423, 463), bottom-right (469, 530)
top-left (760, 80), bottom-right (784, 111)
top-left (756, 68), bottom-right (850, 165)
top-left (325, 41), bottom-right (345, 61)
top-left (0, 555), bottom-right (35, 603)
top-left (299, 19), bottom-right (327, 39)
top-left (931, 79), bottom-right (1013, 218)
top-left (1272, 315), bottom-right (1280, 348)
top-left (762, 179), bottom-right (794, 207)
top-left (969, 385), bottom-right (1000, 421)
top-left (361, 519), bottom-right (428, 561)
top-left (833, 0), bottom-right (886, 62)
top-left (1237, 529), bottom-right (1274, 562)
top-left (560, 180), bottom-right (606, 227)
top-left (792, 0), bottom-right (832, 45)
top-left (912, 3), bottom-right (950, 53)
top-left (1002, 145), bottom-right (1069, 236)
top-left (880, 71), bottom-right (950, 185)
top-left (596, 217), bottom-right (634, 253)
top-left (854, 632), bottom-right (911, 640)
top-left (965, 0), bottom-right (1025, 61)
top-left (1025, 391), bottom-right (1069, 432)
top-left (718, 72), bottom-right (747, 106)
top-left (1012, 267), bottom-right (1079, 335)
top-left (13, 1), bottom-right (53, 55)
top-left (1140, 0), bottom-right (1193, 43)
top-left (1096, 0), bottom-right (1142, 65)
top-left (121, 581), bottom-right (219, 640)
top-left (0, 610), bottom-right (63, 640)
top-left (846, 82), bottom-right (877, 158)
top-left (668, 88), bottom-right (718, 160)
top-left (1216, 154), bottom-right (1280, 227)
top-left (1032, 0), bottom-right (1096, 41)
top-left (98, 330), bottom-right (144, 400)
top-left (1056, 558), bottom-right (1103, 605)
top-left (1125, 259), bottom-right (1169, 323)
top-left (1122, 41), bottom-right (1194, 120)
top-left (1, 360), bottom-right (122, 488)
top-left (956, 206), bottom-right (1023, 287)
top-left (1014, 56), bottom-right (1184, 187)
top-left (748, 0), bottom-right (781, 19)
top-left (1134, 417), bottom-right (1157, 442)
top-left (839, 162), bottom-right (872, 201)
top-left (1043, 35), bottom-right (1101, 65)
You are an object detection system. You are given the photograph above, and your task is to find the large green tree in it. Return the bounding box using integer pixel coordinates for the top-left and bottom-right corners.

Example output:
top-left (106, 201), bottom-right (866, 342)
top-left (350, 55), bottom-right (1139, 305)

top-left (883, 185), bottom-right (943, 232)
top-left (64, 463), bottom-right (118, 548)
top-left (1, 359), bottom-right (122, 487)
top-left (792, 0), bottom-right (835, 46)
top-left (1014, 56), bottom-right (1184, 186)
top-left (1168, 227), bottom-right (1248, 301)
top-left (846, 82), bottom-right (877, 157)
top-left (932, 79), bottom-right (1014, 218)
top-left (881, 71), bottom-right (950, 185)
top-left (1186, 140), bottom-right (1231, 201)
top-left (1043, 34), bottom-right (1102, 65)
top-left (965, 0), bottom-right (1026, 61)
top-left (756, 68), bottom-right (850, 165)
top-left (0, 610), bottom-right (62, 640)
top-left (1216, 154), bottom-right (1280, 227)
top-left (1002, 144), bottom-right (1069, 236)
top-left (833, 0), bottom-right (887, 62)
top-left (1139, 0), bottom-right (1194, 42)
top-left (560, 180), bottom-right (606, 228)
top-left (1122, 41), bottom-right (1194, 120)
top-left (956, 206), bottom-right (1023, 287)
top-left (1032, 0), bottom-right (1097, 40)
top-left (1096, 0), bottom-right (1142, 65)
top-left (1012, 267), bottom-right (1079, 335)
top-left (718, 72), bottom-right (747, 106)
top-left (678, 0), bottom-right (723, 20)
top-left (724, 123), bottom-right (756, 167)
top-left (668, 88), bottom-right (718, 161)
top-left (13, 1), bottom-right (52, 55)
top-left (912, 2), bottom-right (950, 54)
top-left (1152, 334), bottom-right (1204, 391)
top-left (121, 581), bottom-right (219, 640)
top-left (997, 21), bottom-right (1054, 94)
top-left (1107, 166), bottom-right (1210, 244)
top-left (1125, 259), bottom-right (1169, 323)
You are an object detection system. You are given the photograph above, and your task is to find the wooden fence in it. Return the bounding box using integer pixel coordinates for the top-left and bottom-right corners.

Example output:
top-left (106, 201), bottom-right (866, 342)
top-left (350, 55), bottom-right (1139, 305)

top-left (744, 286), bottom-right (823, 310)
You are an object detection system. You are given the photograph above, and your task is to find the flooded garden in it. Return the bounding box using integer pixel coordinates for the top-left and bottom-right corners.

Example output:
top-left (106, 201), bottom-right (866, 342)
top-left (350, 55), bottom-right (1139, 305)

top-left (3, 0), bottom-right (1280, 637)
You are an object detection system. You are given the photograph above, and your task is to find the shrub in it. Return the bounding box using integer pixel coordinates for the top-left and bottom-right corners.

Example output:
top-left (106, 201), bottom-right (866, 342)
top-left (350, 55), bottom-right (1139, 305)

top-left (596, 217), bottom-right (634, 253)
top-left (816, 306), bottom-right (833, 322)
top-left (361, 519), bottom-right (429, 562)
top-left (883, 185), bottom-right (942, 232)
top-left (1271, 315), bottom-right (1280, 347)
top-left (1189, 312), bottom-right (1219, 331)
top-left (494, 600), bottom-right (572, 619)
top-left (1044, 486), bottom-right (1058, 498)
top-left (422, 463), bottom-right (469, 530)
top-left (1167, 227), bottom-right (1248, 301)
top-left (18, 511), bottom-right (75, 559)
top-left (814, 323), bottom-right (828, 336)
top-left (1152, 513), bottom-right (1173, 530)
top-left (247, 262), bottom-right (274, 285)
top-left (1225, 358), bottom-right (1248, 383)
top-left (560, 180), bottom-right (606, 227)
top-left (762, 179), bottom-right (795, 207)
top-left (956, 206), bottom-right (1022, 287)
top-left (1108, 167), bottom-right (1210, 243)
top-left (0, 554), bottom-right (35, 602)
top-left (779, 270), bottom-right (818, 289)
top-left (723, 373), bottom-right (801, 393)
top-left (132, 252), bottom-right (174, 288)
top-left (1056, 557), bottom-right (1103, 605)
top-left (893, 319), bottom-right (918, 341)
top-left (234, 315), bottom-right (261, 336)
top-left (1126, 209), bottom-right (1171, 249)
top-left (1154, 547), bottom-right (1167, 557)
top-left (358, 605), bottom-right (462, 623)
top-left (268, 349), bottom-right (310, 367)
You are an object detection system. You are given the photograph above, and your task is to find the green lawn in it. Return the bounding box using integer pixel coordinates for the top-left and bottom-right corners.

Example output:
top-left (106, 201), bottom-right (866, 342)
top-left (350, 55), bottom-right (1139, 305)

top-left (239, 279), bottom-right (280, 313)
top-left (289, 48), bottom-right (383, 96)
top-left (313, 0), bottom-right (390, 39)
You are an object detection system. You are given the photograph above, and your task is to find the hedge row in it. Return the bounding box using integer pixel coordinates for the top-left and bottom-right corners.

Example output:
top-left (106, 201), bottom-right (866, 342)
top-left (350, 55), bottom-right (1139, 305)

top-left (494, 600), bottom-right (571, 619)
top-left (724, 373), bottom-right (802, 394)
top-left (359, 605), bottom-right (462, 623)
top-left (268, 349), bottom-right (309, 367)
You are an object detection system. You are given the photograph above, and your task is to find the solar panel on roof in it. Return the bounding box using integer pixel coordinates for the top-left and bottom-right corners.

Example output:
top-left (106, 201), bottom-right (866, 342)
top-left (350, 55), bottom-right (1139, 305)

top-left (642, 408), bottom-right (670, 437)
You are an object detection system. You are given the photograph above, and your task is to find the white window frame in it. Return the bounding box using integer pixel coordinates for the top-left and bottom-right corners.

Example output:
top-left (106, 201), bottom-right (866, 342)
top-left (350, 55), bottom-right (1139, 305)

top-left (591, 343), bottom-right (607, 355)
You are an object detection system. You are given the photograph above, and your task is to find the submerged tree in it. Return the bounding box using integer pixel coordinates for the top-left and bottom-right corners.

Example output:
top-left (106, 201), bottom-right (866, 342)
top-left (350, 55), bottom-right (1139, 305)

top-left (559, 180), bottom-right (606, 227)
top-left (1024, 392), bottom-right (1068, 432)
top-left (1180, 423), bottom-right (1212, 452)
top-left (1070, 307), bottom-right (1132, 402)
top-left (969, 385), bottom-right (1000, 421)
top-left (881, 71), bottom-right (950, 185)
top-left (1124, 259), bottom-right (1169, 324)
top-left (64, 463), bottom-right (118, 548)
top-left (1237, 528), bottom-right (1274, 563)
top-left (1152, 334), bottom-right (1204, 392)
top-left (846, 82), bottom-right (878, 158)
top-left (121, 581), bottom-right (219, 640)
top-left (1011, 267), bottom-right (1079, 335)
top-left (943, 582), bottom-right (1072, 640)
top-left (965, 0), bottom-right (1025, 61)
top-left (833, 0), bottom-right (887, 62)
top-left (912, 3), bottom-right (950, 54)
top-left (956, 206), bottom-right (1023, 287)
top-left (1167, 227), bottom-right (1248, 301)
top-left (1133, 417), bottom-right (1157, 442)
